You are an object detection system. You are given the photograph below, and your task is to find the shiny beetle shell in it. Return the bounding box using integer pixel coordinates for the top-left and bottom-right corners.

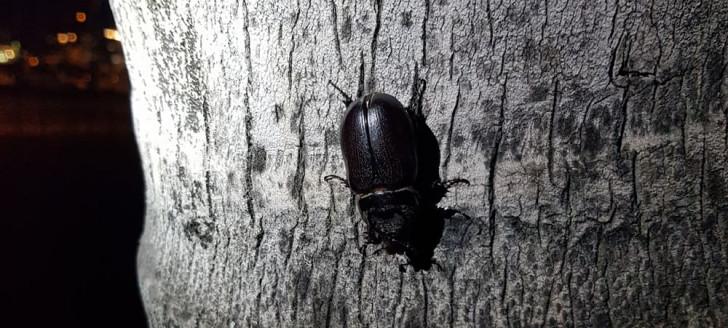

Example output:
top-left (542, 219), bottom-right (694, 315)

top-left (340, 93), bottom-right (418, 194)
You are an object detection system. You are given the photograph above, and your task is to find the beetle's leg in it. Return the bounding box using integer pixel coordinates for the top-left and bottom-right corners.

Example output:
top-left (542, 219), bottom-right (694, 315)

top-left (324, 174), bottom-right (349, 187)
top-left (328, 80), bottom-right (353, 106)
top-left (398, 263), bottom-right (408, 273)
top-left (430, 259), bottom-right (444, 272)
top-left (442, 178), bottom-right (470, 189)
top-left (439, 207), bottom-right (472, 221)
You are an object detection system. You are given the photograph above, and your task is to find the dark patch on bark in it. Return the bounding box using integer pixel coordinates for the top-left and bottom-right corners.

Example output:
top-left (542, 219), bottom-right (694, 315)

top-left (340, 8), bottom-right (352, 42)
top-left (183, 218), bottom-right (215, 248)
top-left (251, 145), bottom-right (267, 173)
top-left (528, 83), bottom-right (550, 103)
top-left (401, 11), bottom-right (413, 28)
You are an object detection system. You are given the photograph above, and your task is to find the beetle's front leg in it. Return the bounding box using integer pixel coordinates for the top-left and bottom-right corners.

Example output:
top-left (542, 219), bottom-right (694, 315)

top-left (441, 178), bottom-right (470, 189)
top-left (324, 174), bottom-right (349, 188)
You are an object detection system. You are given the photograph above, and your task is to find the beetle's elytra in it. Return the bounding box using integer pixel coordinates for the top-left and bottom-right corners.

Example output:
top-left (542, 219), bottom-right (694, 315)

top-left (326, 80), bottom-right (469, 272)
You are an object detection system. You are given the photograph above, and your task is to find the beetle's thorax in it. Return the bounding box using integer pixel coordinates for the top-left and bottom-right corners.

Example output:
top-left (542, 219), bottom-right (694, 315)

top-left (357, 186), bottom-right (420, 212)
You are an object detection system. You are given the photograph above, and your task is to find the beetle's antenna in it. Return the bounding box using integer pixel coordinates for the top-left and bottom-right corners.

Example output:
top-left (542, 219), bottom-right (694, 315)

top-left (328, 80), bottom-right (353, 106)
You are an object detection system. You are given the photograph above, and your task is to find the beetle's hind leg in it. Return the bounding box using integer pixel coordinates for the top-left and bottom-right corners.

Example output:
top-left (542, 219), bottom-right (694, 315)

top-left (324, 174), bottom-right (349, 188)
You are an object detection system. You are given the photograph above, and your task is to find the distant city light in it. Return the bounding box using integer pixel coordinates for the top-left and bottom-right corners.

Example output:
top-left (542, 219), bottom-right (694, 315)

top-left (0, 43), bottom-right (20, 64)
top-left (68, 33), bottom-right (78, 43)
top-left (57, 33), bottom-right (69, 44)
top-left (76, 12), bottom-right (87, 23)
top-left (28, 56), bottom-right (40, 67)
top-left (103, 28), bottom-right (121, 41)
top-left (111, 54), bottom-right (124, 65)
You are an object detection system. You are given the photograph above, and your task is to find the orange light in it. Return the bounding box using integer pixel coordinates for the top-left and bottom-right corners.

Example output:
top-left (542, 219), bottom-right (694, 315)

top-left (76, 12), bottom-right (87, 23)
top-left (57, 33), bottom-right (69, 44)
top-left (28, 56), bottom-right (40, 67)
top-left (67, 32), bottom-right (78, 43)
top-left (103, 28), bottom-right (120, 41)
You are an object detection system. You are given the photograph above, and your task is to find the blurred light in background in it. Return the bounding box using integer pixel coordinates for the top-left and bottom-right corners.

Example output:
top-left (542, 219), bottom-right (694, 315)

top-left (103, 28), bottom-right (120, 41)
top-left (28, 56), bottom-right (39, 67)
top-left (0, 1), bottom-right (129, 92)
top-left (75, 11), bottom-right (87, 23)
top-left (57, 32), bottom-right (69, 44)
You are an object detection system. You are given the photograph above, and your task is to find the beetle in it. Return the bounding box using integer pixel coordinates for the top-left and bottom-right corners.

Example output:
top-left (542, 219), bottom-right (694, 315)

top-left (325, 79), bottom-right (469, 272)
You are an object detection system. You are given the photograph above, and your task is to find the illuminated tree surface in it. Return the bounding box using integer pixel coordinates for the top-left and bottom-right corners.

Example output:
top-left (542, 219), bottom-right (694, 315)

top-left (111, 0), bottom-right (728, 326)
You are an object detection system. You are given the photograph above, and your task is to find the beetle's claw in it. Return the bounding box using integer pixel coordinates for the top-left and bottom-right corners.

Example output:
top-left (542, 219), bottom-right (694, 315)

top-left (324, 175), bottom-right (349, 187)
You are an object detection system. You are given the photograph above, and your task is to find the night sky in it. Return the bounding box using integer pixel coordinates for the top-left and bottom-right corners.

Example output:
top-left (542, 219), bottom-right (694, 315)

top-left (1, 0), bottom-right (116, 53)
top-left (1, 1), bottom-right (146, 326)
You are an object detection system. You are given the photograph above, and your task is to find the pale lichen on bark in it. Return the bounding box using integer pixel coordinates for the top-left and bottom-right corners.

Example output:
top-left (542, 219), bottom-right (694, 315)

top-left (111, 0), bottom-right (728, 326)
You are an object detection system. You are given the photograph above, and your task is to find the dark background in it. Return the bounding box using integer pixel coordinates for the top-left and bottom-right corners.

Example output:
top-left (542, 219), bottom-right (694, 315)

top-left (0, 1), bottom-right (147, 327)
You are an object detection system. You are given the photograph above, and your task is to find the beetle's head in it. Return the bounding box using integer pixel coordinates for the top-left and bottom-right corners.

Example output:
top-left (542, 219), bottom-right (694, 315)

top-left (358, 188), bottom-right (420, 241)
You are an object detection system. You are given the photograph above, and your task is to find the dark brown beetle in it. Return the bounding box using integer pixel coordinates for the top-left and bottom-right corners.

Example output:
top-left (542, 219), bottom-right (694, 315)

top-left (326, 80), bottom-right (468, 272)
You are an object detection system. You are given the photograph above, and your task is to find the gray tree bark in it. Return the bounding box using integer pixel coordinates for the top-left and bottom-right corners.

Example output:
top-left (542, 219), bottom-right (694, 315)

top-left (111, 0), bottom-right (728, 326)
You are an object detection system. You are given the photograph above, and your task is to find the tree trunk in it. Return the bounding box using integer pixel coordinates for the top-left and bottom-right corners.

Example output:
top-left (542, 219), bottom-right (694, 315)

top-left (110, 0), bottom-right (728, 326)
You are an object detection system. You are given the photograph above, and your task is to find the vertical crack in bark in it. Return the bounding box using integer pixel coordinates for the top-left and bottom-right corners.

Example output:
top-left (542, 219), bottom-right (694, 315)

top-left (442, 86), bottom-right (461, 179)
top-left (567, 266), bottom-right (575, 326)
top-left (288, 0), bottom-right (301, 91)
top-left (609, 0), bottom-right (619, 41)
top-left (358, 51), bottom-right (367, 97)
top-left (541, 0), bottom-right (548, 43)
top-left (698, 133), bottom-right (714, 313)
top-left (240, 0), bottom-right (261, 256)
top-left (603, 255), bottom-right (614, 327)
top-left (488, 76), bottom-right (507, 262)
top-left (325, 245), bottom-right (344, 328)
top-left (392, 271), bottom-right (404, 328)
top-left (202, 96), bottom-right (216, 220)
top-left (449, 265), bottom-right (457, 328)
top-left (357, 256), bottom-right (366, 325)
top-left (254, 270), bottom-right (266, 327)
top-left (329, 0), bottom-right (344, 67)
top-left (536, 182), bottom-right (543, 245)
top-left (607, 180), bottom-right (616, 223)
top-left (547, 78), bottom-right (560, 186)
top-left (631, 151), bottom-right (640, 216)
top-left (486, 0), bottom-right (494, 50)
top-left (540, 277), bottom-right (555, 328)
top-left (287, 101), bottom-right (307, 267)
top-left (500, 254), bottom-right (509, 325)
top-left (421, 274), bottom-right (429, 327)
top-left (292, 101), bottom-right (307, 208)
top-left (616, 84), bottom-right (631, 158)
top-left (241, 5), bottom-right (266, 325)
top-left (370, 0), bottom-right (382, 90)
top-left (422, 0), bottom-right (430, 66)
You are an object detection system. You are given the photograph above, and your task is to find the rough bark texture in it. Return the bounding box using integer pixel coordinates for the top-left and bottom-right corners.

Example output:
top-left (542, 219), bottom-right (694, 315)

top-left (111, 0), bottom-right (728, 326)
